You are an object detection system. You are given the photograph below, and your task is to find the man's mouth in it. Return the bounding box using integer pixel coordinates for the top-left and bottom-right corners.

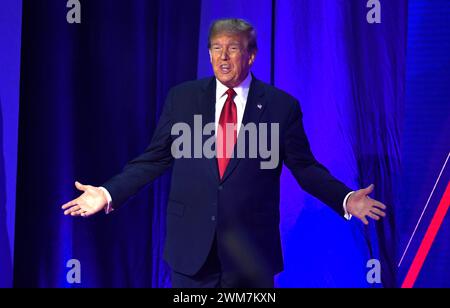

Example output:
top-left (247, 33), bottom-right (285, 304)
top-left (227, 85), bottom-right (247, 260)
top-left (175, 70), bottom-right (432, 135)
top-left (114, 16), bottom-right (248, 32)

top-left (219, 64), bottom-right (231, 74)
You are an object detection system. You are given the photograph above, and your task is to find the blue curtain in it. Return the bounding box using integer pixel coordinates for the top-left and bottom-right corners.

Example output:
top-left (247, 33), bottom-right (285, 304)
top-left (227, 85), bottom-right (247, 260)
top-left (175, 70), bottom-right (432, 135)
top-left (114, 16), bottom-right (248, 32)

top-left (273, 0), bottom-right (406, 288)
top-left (0, 0), bottom-right (22, 288)
top-left (14, 0), bottom-right (200, 287)
top-left (0, 97), bottom-right (13, 287)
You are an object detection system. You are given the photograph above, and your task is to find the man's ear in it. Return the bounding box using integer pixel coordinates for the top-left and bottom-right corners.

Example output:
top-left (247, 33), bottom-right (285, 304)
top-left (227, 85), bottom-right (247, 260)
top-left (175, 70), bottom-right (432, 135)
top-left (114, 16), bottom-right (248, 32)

top-left (209, 49), bottom-right (213, 64)
top-left (248, 51), bottom-right (257, 66)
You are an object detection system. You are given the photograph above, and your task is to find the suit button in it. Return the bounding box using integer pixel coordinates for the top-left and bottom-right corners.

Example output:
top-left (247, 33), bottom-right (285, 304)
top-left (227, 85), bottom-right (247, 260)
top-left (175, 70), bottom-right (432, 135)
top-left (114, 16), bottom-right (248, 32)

top-left (218, 185), bottom-right (223, 191)
top-left (211, 216), bottom-right (216, 221)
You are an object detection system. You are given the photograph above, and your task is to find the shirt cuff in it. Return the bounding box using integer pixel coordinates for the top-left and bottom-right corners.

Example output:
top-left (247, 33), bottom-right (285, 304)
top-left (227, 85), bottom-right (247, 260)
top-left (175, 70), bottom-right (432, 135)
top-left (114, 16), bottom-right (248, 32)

top-left (99, 186), bottom-right (114, 214)
top-left (343, 191), bottom-right (354, 220)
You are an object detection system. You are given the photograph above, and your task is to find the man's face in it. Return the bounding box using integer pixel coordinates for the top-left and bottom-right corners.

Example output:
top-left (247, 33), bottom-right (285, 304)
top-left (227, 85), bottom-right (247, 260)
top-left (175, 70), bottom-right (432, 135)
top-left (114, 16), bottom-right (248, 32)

top-left (209, 33), bottom-right (256, 88)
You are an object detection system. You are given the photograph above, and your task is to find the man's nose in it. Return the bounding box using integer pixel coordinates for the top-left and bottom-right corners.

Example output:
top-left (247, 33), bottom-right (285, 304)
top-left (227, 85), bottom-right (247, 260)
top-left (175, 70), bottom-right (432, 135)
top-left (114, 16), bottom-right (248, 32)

top-left (220, 50), bottom-right (229, 60)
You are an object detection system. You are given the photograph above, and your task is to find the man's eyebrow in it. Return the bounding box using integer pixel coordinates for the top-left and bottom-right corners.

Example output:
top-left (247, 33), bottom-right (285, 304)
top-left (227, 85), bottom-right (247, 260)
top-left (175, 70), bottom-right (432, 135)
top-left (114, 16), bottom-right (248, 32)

top-left (211, 41), bottom-right (241, 45)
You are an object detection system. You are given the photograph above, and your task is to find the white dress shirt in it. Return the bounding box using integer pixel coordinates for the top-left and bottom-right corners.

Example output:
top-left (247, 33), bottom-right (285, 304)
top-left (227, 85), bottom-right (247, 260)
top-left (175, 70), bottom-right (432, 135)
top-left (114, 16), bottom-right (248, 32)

top-left (214, 72), bottom-right (252, 135)
top-left (102, 73), bottom-right (353, 219)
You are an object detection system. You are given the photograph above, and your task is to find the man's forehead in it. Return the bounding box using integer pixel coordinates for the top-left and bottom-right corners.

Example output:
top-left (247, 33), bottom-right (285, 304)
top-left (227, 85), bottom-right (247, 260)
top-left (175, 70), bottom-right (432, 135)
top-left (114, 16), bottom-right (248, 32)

top-left (211, 33), bottom-right (246, 44)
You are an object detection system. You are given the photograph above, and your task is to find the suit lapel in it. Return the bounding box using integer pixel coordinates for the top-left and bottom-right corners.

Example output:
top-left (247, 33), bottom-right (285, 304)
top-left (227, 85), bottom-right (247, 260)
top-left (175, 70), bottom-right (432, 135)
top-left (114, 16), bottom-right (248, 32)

top-left (220, 75), bottom-right (267, 183)
top-left (197, 77), bottom-right (220, 182)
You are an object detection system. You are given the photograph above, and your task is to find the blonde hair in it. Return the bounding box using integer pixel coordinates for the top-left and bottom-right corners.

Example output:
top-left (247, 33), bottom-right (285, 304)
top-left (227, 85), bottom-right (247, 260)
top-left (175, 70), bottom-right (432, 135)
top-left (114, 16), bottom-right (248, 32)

top-left (208, 18), bottom-right (257, 52)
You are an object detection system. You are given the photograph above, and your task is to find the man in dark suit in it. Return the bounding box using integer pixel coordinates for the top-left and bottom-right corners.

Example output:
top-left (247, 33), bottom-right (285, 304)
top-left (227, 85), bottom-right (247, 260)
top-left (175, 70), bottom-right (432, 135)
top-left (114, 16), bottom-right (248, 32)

top-left (62, 18), bottom-right (386, 288)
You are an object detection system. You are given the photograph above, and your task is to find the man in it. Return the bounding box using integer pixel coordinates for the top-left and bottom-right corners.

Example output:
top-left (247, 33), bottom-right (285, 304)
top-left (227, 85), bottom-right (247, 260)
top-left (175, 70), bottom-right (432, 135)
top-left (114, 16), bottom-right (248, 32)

top-left (61, 18), bottom-right (386, 288)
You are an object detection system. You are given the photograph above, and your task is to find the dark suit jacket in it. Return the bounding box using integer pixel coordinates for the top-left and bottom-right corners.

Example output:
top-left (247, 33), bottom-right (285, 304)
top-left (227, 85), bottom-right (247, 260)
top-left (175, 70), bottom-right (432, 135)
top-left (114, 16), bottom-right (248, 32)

top-left (103, 75), bottom-right (352, 277)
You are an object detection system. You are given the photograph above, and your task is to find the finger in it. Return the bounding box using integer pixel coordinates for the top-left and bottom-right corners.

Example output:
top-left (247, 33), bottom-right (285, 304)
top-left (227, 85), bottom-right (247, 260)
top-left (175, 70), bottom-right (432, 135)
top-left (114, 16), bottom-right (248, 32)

top-left (368, 212), bottom-right (380, 221)
top-left (363, 184), bottom-right (374, 194)
top-left (373, 201), bottom-right (387, 210)
top-left (61, 199), bottom-right (77, 210)
top-left (75, 181), bottom-right (88, 192)
top-left (80, 209), bottom-right (93, 218)
top-left (71, 209), bottom-right (88, 217)
top-left (370, 207), bottom-right (386, 217)
top-left (361, 216), bottom-right (369, 225)
top-left (64, 205), bottom-right (80, 215)
top-left (70, 209), bottom-right (83, 216)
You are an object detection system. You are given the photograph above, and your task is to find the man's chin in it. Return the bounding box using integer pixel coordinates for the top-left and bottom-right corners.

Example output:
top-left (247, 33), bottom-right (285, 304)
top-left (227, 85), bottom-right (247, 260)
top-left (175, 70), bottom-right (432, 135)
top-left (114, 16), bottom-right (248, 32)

top-left (216, 76), bottom-right (237, 87)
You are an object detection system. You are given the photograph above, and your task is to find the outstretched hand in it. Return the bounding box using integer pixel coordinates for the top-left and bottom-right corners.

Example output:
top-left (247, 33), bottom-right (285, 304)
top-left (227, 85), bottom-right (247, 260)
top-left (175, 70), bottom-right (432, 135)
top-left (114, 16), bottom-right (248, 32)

top-left (346, 184), bottom-right (386, 225)
top-left (61, 181), bottom-right (108, 218)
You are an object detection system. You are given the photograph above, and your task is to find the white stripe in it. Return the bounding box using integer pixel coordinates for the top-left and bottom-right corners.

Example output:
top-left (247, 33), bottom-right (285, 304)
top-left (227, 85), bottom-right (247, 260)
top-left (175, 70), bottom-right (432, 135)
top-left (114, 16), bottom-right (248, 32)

top-left (398, 152), bottom-right (450, 267)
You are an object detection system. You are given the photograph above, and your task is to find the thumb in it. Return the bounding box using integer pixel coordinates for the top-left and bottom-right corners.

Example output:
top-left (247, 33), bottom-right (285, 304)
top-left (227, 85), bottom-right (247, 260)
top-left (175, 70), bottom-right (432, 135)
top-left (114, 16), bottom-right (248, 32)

top-left (75, 181), bottom-right (87, 191)
top-left (363, 184), bottom-right (374, 194)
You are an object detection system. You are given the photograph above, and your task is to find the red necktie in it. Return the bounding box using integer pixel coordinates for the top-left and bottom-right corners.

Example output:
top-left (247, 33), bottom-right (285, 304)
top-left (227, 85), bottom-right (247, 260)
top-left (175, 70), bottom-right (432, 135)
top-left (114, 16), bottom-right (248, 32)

top-left (217, 88), bottom-right (237, 179)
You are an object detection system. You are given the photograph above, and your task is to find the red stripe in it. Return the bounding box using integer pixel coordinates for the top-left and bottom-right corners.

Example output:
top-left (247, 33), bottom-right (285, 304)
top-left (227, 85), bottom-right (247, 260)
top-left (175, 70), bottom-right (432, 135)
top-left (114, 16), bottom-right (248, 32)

top-left (402, 181), bottom-right (450, 288)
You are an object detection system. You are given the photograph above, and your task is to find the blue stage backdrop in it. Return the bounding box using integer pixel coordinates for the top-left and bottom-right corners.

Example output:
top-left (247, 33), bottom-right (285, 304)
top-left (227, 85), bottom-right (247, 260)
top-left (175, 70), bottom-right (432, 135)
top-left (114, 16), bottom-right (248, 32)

top-left (397, 0), bottom-right (450, 288)
top-left (0, 0), bottom-right (22, 288)
top-left (4, 0), bottom-right (448, 288)
top-left (14, 0), bottom-right (200, 287)
top-left (272, 0), bottom-right (405, 287)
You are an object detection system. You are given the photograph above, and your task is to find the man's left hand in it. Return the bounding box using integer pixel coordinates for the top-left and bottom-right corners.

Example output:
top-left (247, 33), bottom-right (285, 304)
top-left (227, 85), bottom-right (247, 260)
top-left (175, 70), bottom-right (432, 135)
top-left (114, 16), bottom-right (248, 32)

top-left (346, 184), bottom-right (387, 225)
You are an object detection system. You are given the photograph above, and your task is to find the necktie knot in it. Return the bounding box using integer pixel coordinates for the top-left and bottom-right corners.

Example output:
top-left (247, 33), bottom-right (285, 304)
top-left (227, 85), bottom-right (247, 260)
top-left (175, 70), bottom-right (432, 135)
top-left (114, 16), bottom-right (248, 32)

top-left (225, 88), bottom-right (236, 99)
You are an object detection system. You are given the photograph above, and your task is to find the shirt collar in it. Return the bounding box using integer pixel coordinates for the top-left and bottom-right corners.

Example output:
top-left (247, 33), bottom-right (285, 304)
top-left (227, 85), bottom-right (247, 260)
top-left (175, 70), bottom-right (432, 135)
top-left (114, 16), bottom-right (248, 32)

top-left (215, 73), bottom-right (252, 103)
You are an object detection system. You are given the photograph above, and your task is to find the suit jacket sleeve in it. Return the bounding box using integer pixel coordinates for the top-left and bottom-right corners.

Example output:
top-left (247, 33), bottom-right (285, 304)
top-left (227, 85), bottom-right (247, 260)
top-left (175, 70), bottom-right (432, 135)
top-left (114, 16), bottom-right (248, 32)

top-left (102, 89), bottom-right (175, 209)
top-left (283, 100), bottom-right (352, 217)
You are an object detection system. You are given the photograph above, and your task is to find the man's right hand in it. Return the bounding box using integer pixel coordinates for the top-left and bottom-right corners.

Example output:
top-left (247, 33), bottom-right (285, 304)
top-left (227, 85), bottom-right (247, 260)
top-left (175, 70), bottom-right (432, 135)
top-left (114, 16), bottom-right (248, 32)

top-left (61, 181), bottom-right (108, 217)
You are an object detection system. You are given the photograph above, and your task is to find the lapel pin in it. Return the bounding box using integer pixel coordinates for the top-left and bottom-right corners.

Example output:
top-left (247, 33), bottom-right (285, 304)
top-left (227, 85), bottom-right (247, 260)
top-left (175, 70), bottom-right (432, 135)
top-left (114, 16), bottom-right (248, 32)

top-left (257, 104), bottom-right (262, 109)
